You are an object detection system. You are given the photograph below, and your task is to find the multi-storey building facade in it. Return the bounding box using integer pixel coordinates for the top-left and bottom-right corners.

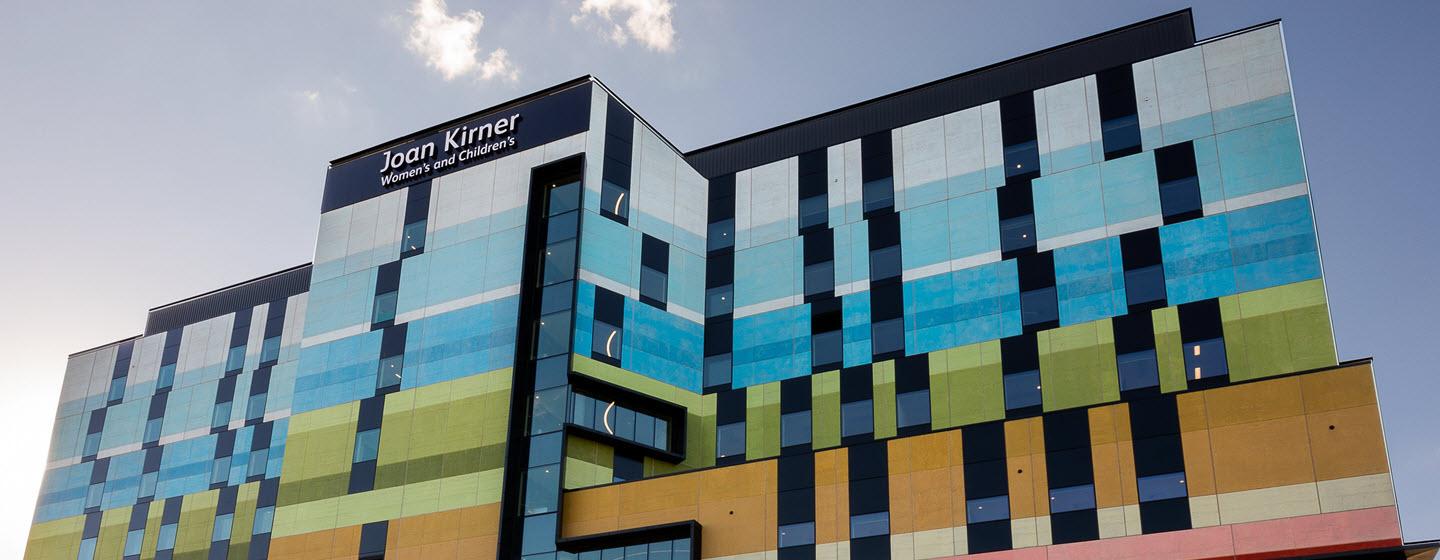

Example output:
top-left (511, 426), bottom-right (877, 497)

top-left (26, 10), bottom-right (1432, 560)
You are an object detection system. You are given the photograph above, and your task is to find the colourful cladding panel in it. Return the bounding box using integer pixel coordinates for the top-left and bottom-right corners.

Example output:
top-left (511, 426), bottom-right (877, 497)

top-left (904, 260), bottom-right (1020, 355)
top-left (1220, 279), bottom-right (1336, 382)
top-left (622, 298), bottom-right (703, 392)
top-left (811, 370), bottom-right (841, 449)
top-left (745, 382), bottom-right (781, 459)
top-left (928, 341), bottom-right (1004, 428)
top-left (732, 305), bottom-right (810, 388)
top-left (1160, 196), bottom-right (1321, 306)
top-left (1053, 237), bottom-right (1127, 325)
top-left (1038, 319), bottom-right (1120, 411)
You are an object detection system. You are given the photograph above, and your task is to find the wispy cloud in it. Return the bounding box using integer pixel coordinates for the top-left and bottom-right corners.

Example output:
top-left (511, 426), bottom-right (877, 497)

top-left (572, 0), bottom-right (676, 52)
top-left (407, 0), bottom-right (518, 82)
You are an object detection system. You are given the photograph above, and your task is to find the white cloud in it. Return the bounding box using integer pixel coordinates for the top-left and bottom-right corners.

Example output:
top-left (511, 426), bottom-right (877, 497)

top-left (572, 0), bottom-right (676, 52)
top-left (303, 90), bottom-right (320, 103)
top-left (407, 0), bottom-right (518, 82)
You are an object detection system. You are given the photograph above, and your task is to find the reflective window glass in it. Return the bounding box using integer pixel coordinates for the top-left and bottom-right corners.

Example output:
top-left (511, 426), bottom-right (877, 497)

top-left (77, 537), bottom-right (97, 560)
top-left (640, 266), bottom-right (668, 304)
top-left (653, 419), bottom-right (668, 450)
top-left (862, 177), bottom-right (894, 213)
top-left (372, 291), bottom-right (398, 324)
top-left (1124, 264), bottom-right (1166, 306)
top-left (212, 513), bottom-right (234, 542)
top-left (252, 506), bottom-right (274, 535)
top-left (83, 432), bottom-right (101, 457)
top-left (534, 355), bottom-right (569, 391)
top-left (535, 311), bottom-right (572, 359)
top-left (524, 465), bottom-right (560, 515)
top-left (778, 521), bottom-right (816, 548)
top-left (811, 330), bottom-right (841, 369)
top-left (108, 376), bottom-right (126, 402)
top-left (705, 286), bottom-right (732, 317)
top-left (967, 495), bottom-right (1011, 523)
top-left (352, 429), bottom-right (380, 463)
top-left (1003, 370), bottom-right (1042, 410)
top-left (1049, 484), bottom-right (1096, 513)
top-left (896, 389), bottom-right (930, 428)
top-left (211, 400), bottom-right (232, 429)
top-left (1137, 471), bottom-right (1188, 502)
top-left (403, 219), bottom-right (427, 252)
top-left (529, 432), bottom-right (563, 466)
top-left (260, 335), bottom-right (281, 364)
top-left (540, 282), bottom-right (574, 316)
top-left (123, 529), bottom-right (144, 557)
top-left (592, 321), bottom-right (623, 361)
top-left (1004, 140), bottom-right (1039, 177)
top-left (543, 239), bottom-right (577, 285)
top-left (1000, 214), bottom-right (1037, 254)
top-left (144, 417), bottom-right (163, 444)
top-left (210, 456), bottom-right (230, 485)
top-left (549, 182), bottom-right (581, 216)
top-left (871, 319), bottom-right (904, 356)
top-left (804, 261), bottom-right (834, 296)
top-left (521, 513), bottom-right (558, 555)
top-left (547, 210), bottom-right (579, 243)
top-left (157, 523), bottom-right (177, 550)
top-left (781, 410), bottom-right (811, 448)
top-left (703, 353), bottom-right (731, 389)
top-left (531, 387), bottom-right (568, 435)
top-left (247, 393), bottom-right (267, 420)
top-left (376, 355), bottom-right (404, 389)
top-left (600, 181), bottom-right (629, 220)
top-left (717, 422), bottom-right (745, 458)
top-left (849, 511), bottom-right (890, 539)
top-left (85, 482), bottom-right (102, 508)
top-left (248, 448), bottom-right (269, 478)
top-left (1020, 287), bottom-right (1057, 326)
top-left (1117, 350), bottom-right (1160, 391)
top-left (1160, 177), bottom-right (1203, 220)
top-left (1184, 338), bottom-right (1228, 380)
top-left (799, 195), bottom-right (828, 231)
top-left (634, 412), bottom-right (655, 449)
top-left (139, 472), bottom-right (157, 498)
top-left (869, 245), bottom-right (901, 280)
top-left (225, 345), bottom-right (246, 372)
top-left (707, 218), bottom-right (735, 252)
top-left (841, 399), bottom-right (873, 437)
top-left (156, 363), bottom-right (176, 391)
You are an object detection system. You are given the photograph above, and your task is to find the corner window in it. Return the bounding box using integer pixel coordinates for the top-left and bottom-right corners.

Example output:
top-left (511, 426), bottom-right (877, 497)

top-left (535, 311), bottom-right (572, 359)
top-left (524, 465), bottom-right (560, 515)
top-left (543, 239), bottom-right (577, 285)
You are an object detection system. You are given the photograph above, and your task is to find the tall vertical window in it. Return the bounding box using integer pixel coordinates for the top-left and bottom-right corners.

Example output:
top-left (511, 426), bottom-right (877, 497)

top-left (964, 423), bottom-right (1013, 553)
top-left (601, 97), bottom-right (634, 223)
top-left (810, 297), bottom-right (842, 372)
top-left (1129, 396), bottom-right (1192, 533)
top-left (402, 180), bottom-right (431, 256)
top-left (211, 376), bottom-right (236, 432)
top-left (591, 288), bottom-right (625, 366)
top-left (1097, 65), bottom-right (1142, 160)
top-left (1155, 141), bottom-right (1202, 224)
top-left (211, 431), bottom-right (234, 487)
top-left (1120, 229), bottom-right (1167, 309)
top-left (158, 328), bottom-right (182, 392)
top-left (1113, 312), bottom-right (1160, 392)
top-left (639, 234), bottom-right (669, 308)
top-left (225, 309), bottom-right (251, 374)
top-left (704, 174), bottom-right (736, 393)
top-left (715, 389), bottom-right (746, 464)
top-left (1001, 92), bottom-right (1040, 178)
top-left (348, 397), bottom-right (384, 494)
top-left (860, 132), bottom-right (895, 215)
top-left (376, 325), bottom-right (406, 391)
top-left (1017, 252), bottom-right (1058, 329)
top-left (1001, 333), bottom-right (1042, 413)
top-left (840, 367), bottom-right (874, 440)
top-left (1179, 299), bottom-right (1228, 383)
top-left (371, 261), bottom-right (402, 327)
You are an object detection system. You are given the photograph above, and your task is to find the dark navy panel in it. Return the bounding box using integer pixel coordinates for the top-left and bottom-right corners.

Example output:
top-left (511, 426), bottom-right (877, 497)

top-left (144, 264), bottom-right (311, 336)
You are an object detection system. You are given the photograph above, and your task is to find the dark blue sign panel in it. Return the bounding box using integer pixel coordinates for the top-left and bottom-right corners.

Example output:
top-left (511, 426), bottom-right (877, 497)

top-left (321, 82), bottom-right (593, 213)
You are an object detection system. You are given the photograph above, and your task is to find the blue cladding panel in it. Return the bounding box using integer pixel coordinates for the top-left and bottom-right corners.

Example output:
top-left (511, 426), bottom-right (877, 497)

top-left (1216, 116), bottom-right (1306, 199)
top-left (734, 238), bottom-right (800, 309)
top-left (1194, 137), bottom-right (1226, 207)
top-left (834, 221), bottom-right (869, 289)
top-left (303, 269), bottom-right (377, 338)
top-left (901, 202), bottom-right (950, 272)
top-left (733, 305), bottom-right (811, 388)
top-left (579, 212), bottom-right (637, 291)
top-left (403, 296), bottom-right (519, 388)
top-left (1054, 237), bottom-right (1127, 325)
top-left (904, 260), bottom-right (1021, 355)
top-left (621, 301), bottom-right (703, 392)
top-left (293, 331), bottom-right (383, 414)
top-left (669, 246), bottom-right (706, 317)
top-left (1227, 195), bottom-right (1321, 292)
top-left (949, 190), bottom-right (1000, 262)
top-left (1160, 213), bottom-right (1234, 305)
top-left (1034, 165), bottom-right (1105, 243)
top-left (842, 292), bottom-right (872, 368)
top-left (1100, 151), bottom-right (1161, 226)
top-left (573, 281), bottom-right (595, 358)
top-left (1213, 93), bottom-right (1295, 134)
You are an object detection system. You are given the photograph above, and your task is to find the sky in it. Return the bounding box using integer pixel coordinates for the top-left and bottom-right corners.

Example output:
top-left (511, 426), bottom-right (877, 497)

top-left (0, 0), bottom-right (1436, 555)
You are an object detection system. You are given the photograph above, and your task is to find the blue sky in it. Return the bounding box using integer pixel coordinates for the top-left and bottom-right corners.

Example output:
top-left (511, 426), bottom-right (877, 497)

top-left (0, 1), bottom-right (1435, 555)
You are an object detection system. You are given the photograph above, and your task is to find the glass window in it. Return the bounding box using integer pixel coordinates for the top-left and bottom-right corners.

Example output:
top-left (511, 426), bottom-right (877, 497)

top-left (144, 417), bottom-right (163, 444)
top-left (634, 412), bottom-right (655, 449)
top-left (1185, 337), bottom-right (1228, 380)
top-left (1000, 214), bottom-right (1037, 254)
top-left (600, 181), bottom-right (629, 221)
top-left (1003, 140), bottom-right (1039, 177)
top-left (543, 239), bottom-right (577, 285)
top-left (896, 389), bottom-right (931, 428)
top-left (716, 422), bottom-right (745, 458)
top-left (862, 177), bottom-right (894, 214)
top-left (248, 448), bottom-right (269, 478)
top-left (535, 311), bottom-right (572, 359)
top-left (653, 419), bottom-right (669, 450)
top-left (108, 376), bottom-right (126, 402)
top-left (534, 355), bottom-right (569, 391)
top-left (549, 182), bottom-right (581, 216)
top-left (376, 354), bottom-right (404, 389)
top-left (547, 210), bottom-right (579, 242)
top-left (1117, 350), bottom-right (1160, 391)
top-left (139, 471), bottom-right (157, 498)
top-left (966, 495), bottom-right (1011, 523)
top-left (260, 335), bottom-right (282, 364)
top-left (871, 319), bottom-right (904, 356)
top-left (841, 399), bottom-right (873, 437)
top-left (252, 506), bottom-right (275, 535)
top-left (592, 320), bottom-right (623, 361)
top-left (799, 195), bottom-right (828, 230)
top-left (707, 218), bottom-right (735, 252)
top-left (156, 363), bottom-right (176, 391)
top-left (869, 245), bottom-right (901, 280)
top-left (1124, 265), bottom-right (1166, 306)
top-left (1101, 115), bottom-right (1141, 157)
top-left (211, 400), bottom-right (232, 429)
top-left (640, 266), bottom-right (668, 304)
top-left (403, 219), bottom-right (427, 252)
top-left (1003, 370), bottom-right (1042, 410)
top-left (529, 432), bottom-right (564, 466)
top-left (1049, 484), bottom-right (1096, 513)
top-left (778, 521), bottom-right (816, 548)
top-left (372, 291), bottom-right (398, 324)
top-left (703, 354), bottom-right (731, 389)
top-left (85, 482), bottom-right (102, 509)
top-left (524, 465), bottom-right (560, 515)
top-left (804, 261), bottom-right (835, 296)
top-left (705, 286), bottom-right (732, 317)
top-left (849, 511), bottom-right (890, 539)
top-left (83, 432), bottom-right (101, 457)
top-left (247, 393), bottom-right (267, 420)
top-left (157, 523), bottom-right (178, 550)
top-left (77, 537), bottom-right (97, 560)
top-left (353, 429), bottom-right (380, 463)
top-left (225, 345), bottom-right (246, 372)
top-left (781, 410), bottom-right (811, 448)
top-left (1160, 177), bottom-right (1203, 220)
top-left (811, 330), bottom-right (841, 370)
top-left (1020, 287), bottom-right (1057, 326)
top-left (521, 513), bottom-right (558, 556)
top-left (671, 538), bottom-right (691, 559)
top-left (210, 456), bottom-right (230, 485)
top-left (648, 540), bottom-right (673, 560)
top-left (613, 406), bottom-right (636, 440)
top-left (570, 393), bottom-right (596, 430)
top-left (1137, 471), bottom-right (1188, 502)
top-left (212, 513), bottom-right (234, 541)
top-left (540, 282), bottom-right (574, 315)
top-left (123, 528), bottom-right (144, 557)
top-left (531, 387), bottom-right (568, 435)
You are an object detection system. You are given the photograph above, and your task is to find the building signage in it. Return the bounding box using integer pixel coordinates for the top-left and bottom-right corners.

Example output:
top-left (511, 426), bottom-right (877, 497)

top-left (321, 82), bottom-right (592, 213)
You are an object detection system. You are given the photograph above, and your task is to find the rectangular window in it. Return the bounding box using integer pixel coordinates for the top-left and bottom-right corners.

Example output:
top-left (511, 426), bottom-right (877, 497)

top-left (371, 291), bottom-right (398, 324)
top-left (1184, 338), bottom-right (1228, 380)
top-left (592, 320), bottom-right (623, 362)
top-left (716, 422), bottom-right (745, 458)
top-left (156, 363), bottom-right (176, 391)
top-left (999, 214), bottom-right (1037, 255)
top-left (535, 311), bottom-right (572, 359)
top-left (77, 537), bottom-right (97, 560)
top-left (402, 219), bottom-right (427, 253)
top-left (640, 235), bottom-right (669, 307)
top-left (259, 335), bottom-right (281, 364)
top-left (212, 513), bottom-right (234, 542)
top-left (1124, 264), bottom-right (1166, 306)
top-left (1097, 65), bottom-right (1141, 160)
top-left (247, 448), bottom-right (269, 478)
top-left (841, 399), bottom-right (873, 437)
top-left (252, 506), bottom-right (275, 535)
top-left (83, 432), bottom-right (101, 457)
top-left (799, 195), bottom-right (828, 231)
top-left (705, 286), bottom-right (733, 317)
top-left (871, 318), bottom-right (904, 356)
top-left (1049, 484), bottom-right (1097, 513)
top-left (123, 528), bottom-right (144, 557)
top-left (549, 181), bottom-right (581, 216)
top-left (246, 392), bottom-right (267, 421)
top-left (811, 330), bottom-right (842, 371)
top-left (1156, 141), bottom-right (1202, 224)
top-left (143, 418), bottom-right (162, 444)
top-left (703, 353), bottom-right (732, 390)
top-left (1137, 472), bottom-right (1188, 502)
top-left (966, 495), bottom-right (1011, 524)
top-left (862, 177), bottom-right (894, 214)
top-left (211, 401), bottom-right (232, 430)
top-left (781, 410), bottom-right (811, 448)
top-left (600, 181), bottom-right (630, 222)
top-left (1117, 350), bottom-right (1160, 391)
top-left (376, 354), bottom-right (403, 389)
top-left (225, 345), bottom-right (246, 373)
top-left (85, 482), bottom-right (103, 509)
top-left (531, 387), bottom-right (567, 436)
top-left (778, 521), bottom-right (816, 548)
top-left (849, 511), bottom-right (890, 539)
top-left (139, 472), bottom-right (157, 498)
top-left (524, 465), bottom-right (560, 515)
top-left (707, 217), bottom-right (735, 252)
top-left (1020, 286), bottom-right (1058, 327)
top-left (520, 512), bottom-right (558, 556)
top-left (157, 523), bottom-right (177, 551)
top-left (210, 456), bottom-right (230, 485)
top-left (869, 245), bottom-right (901, 281)
top-left (804, 261), bottom-right (835, 297)
top-left (896, 389), bottom-right (931, 428)
top-left (107, 377), bottom-right (126, 403)
top-left (640, 267), bottom-right (668, 306)
top-left (543, 238), bottom-right (577, 285)
top-left (352, 429), bottom-right (380, 463)
top-left (1003, 370), bottom-right (1042, 410)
